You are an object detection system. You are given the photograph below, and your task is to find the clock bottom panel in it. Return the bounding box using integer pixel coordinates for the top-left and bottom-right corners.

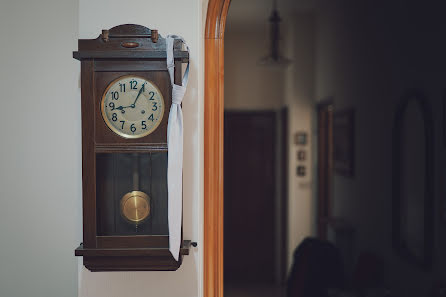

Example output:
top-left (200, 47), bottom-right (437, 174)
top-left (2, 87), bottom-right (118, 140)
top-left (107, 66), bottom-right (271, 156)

top-left (96, 152), bottom-right (168, 236)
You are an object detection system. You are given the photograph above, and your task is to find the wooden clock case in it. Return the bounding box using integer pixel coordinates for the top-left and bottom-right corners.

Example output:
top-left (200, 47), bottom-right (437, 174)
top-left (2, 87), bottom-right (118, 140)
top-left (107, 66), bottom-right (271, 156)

top-left (73, 24), bottom-right (191, 272)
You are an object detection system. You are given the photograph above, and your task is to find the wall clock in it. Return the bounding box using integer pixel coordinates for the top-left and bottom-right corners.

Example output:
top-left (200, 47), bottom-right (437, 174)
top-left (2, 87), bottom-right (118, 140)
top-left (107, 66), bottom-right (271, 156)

top-left (73, 24), bottom-right (191, 271)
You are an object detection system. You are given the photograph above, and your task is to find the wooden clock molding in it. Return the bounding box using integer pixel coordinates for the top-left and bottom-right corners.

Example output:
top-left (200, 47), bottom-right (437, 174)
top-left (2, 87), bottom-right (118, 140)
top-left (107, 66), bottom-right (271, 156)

top-left (204, 1), bottom-right (230, 297)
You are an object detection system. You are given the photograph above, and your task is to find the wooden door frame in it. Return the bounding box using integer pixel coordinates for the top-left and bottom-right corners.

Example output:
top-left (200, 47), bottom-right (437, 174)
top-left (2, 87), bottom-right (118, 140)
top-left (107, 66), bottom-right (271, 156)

top-left (204, 1), bottom-right (231, 297)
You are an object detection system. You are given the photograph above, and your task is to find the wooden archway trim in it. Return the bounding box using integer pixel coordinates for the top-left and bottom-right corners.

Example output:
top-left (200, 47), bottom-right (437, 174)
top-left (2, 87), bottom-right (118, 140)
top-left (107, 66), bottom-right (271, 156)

top-left (204, 1), bottom-right (230, 297)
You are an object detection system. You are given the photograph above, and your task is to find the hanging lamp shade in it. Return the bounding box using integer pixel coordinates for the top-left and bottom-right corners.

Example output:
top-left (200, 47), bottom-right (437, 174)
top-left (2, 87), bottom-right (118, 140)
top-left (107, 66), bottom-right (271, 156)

top-left (258, 0), bottom-right (291, 67)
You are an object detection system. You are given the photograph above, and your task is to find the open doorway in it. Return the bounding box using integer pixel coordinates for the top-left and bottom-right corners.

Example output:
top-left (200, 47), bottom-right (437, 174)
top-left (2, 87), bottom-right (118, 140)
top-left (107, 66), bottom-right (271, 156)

top-left (224, 111), bottom-right (287, 289)
top-left (223, 110), bottom-right (290, 296)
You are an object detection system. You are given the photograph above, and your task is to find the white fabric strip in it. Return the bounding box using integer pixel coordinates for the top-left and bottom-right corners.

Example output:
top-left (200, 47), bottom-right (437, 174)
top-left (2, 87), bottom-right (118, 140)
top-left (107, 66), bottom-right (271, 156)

top-left (166, 35), bottom-right (189, 261)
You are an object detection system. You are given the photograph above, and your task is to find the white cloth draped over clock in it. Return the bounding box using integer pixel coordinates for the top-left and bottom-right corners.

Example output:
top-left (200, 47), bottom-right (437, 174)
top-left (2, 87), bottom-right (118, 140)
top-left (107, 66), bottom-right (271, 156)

top-left (166, 35), bottom-right (189, 261)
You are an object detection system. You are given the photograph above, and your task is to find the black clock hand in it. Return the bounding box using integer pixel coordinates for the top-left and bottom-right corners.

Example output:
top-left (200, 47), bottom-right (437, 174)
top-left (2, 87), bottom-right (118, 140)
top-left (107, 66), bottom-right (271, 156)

top-left (131, 84), bottom-right (145, 108)
top-left (115, 105), bottom-right (133, 113)
top-left (114, 84), bottom-right (145, 111)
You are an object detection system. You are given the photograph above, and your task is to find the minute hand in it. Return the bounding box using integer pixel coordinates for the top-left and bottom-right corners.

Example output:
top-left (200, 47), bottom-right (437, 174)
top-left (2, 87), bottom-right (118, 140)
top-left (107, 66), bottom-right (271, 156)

top-left (131, 84), bottom-right (145, 108)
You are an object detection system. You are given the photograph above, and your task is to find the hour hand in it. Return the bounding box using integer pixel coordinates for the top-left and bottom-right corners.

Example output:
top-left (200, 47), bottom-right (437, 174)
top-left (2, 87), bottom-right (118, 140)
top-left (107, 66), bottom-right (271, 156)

top-left (115, 105), bottom-right (129, 113)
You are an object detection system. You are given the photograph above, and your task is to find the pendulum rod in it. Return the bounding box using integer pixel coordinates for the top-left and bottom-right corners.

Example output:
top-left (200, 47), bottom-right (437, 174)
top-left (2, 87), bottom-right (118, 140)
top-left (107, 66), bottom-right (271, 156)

top-left (132, 153), bottom-right (140, 232)
top-left (132, 153), bottom-right (140, 190)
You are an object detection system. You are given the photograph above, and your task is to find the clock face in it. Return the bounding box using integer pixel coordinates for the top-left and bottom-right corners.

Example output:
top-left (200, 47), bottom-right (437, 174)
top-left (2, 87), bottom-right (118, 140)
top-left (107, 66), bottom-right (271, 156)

top-left (101, 76), bottom-right (165, 139)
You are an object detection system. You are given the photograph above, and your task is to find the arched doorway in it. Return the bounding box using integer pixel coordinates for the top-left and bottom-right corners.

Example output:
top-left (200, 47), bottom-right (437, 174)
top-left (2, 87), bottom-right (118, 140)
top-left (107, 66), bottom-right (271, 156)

top-left (204, 1), bottom-right (231, 297)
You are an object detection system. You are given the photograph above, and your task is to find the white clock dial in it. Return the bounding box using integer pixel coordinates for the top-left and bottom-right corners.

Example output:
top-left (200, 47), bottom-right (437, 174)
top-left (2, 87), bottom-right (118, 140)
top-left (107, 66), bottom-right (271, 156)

top-left (101, 76), bottom-right (165, 139)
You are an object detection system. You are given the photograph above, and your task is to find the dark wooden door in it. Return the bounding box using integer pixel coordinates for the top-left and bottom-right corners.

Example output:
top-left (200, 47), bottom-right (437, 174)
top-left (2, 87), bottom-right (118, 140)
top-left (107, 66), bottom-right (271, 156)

top-left (224, 111), bottom-right (276, 283)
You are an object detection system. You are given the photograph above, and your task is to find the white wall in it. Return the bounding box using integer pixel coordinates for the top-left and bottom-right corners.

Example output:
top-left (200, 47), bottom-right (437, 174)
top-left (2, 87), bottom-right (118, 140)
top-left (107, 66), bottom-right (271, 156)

top-left (0, 0), bottom-right (81, 297)
top-left (78, 0), bottom-right (206, 297)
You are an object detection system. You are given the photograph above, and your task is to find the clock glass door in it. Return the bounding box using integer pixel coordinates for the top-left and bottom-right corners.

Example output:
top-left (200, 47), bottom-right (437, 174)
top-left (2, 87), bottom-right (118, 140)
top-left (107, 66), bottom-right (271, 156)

top-left (96, 152), bottom-right (168, 236)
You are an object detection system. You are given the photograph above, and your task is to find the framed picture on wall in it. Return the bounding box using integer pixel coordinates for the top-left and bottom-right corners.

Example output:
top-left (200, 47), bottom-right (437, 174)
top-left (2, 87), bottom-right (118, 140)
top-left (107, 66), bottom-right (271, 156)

top-left (333, 108), bottom-right (355, 177)
top-left (294, 132), bottom-right (308, 145)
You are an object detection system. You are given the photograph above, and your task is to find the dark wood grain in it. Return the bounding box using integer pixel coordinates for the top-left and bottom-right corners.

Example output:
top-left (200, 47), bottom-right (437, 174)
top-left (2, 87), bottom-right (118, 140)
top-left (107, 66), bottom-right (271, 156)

top-left (95, 144), bottom-right (167, 153)
top-left (75, 240), bottom-right (191, 257)
top-left (77, 248), bottom-right (187, 257)
top-left (73, 51), bottom-right (189, 61)
top-left (81, 60), bottom-right (97, 248)
top-left (94, 60), bottom-right (168, 72)
top-left (108, 24), bottom-right (153, 37)
top-left (73, 24), bottom-right (188, 61)
top-left (97, 235), bottom-right (169, 248)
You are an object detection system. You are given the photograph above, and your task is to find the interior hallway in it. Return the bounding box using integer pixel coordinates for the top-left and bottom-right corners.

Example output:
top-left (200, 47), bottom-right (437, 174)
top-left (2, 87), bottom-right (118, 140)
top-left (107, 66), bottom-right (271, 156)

top-left (223, 0), bottom-right (446, 297)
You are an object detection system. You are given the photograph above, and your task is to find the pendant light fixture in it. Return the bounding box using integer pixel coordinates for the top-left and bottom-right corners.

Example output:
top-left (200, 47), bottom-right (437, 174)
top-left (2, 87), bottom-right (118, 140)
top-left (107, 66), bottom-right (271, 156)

top-left (258, 0), bottom-right (291, 66)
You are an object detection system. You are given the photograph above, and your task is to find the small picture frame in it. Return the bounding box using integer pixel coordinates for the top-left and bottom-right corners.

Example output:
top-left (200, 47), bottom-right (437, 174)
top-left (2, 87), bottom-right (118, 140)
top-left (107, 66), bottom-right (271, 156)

top-left (294, 132), bottom-right (308, 145)
top-left (297, 150), bottom-right (306, 161)
top-left (296, 166), bottom-right (306, 177)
